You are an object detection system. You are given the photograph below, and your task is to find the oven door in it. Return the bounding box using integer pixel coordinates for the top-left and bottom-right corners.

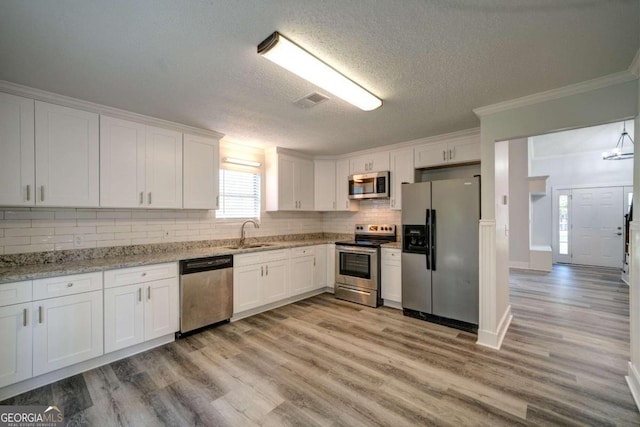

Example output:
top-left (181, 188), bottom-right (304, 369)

top-left (335, 245), bottom-right (378, 290)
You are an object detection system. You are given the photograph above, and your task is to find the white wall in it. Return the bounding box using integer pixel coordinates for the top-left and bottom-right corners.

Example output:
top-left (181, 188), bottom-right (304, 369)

top-left (508, 139), bottom-right (529, 265)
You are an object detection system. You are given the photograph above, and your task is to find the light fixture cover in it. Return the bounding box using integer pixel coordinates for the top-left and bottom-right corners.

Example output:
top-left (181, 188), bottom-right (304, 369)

top-left (258, 32), bottom-right (382, 111)
top-left (224, 157), bottom-right (261, 167)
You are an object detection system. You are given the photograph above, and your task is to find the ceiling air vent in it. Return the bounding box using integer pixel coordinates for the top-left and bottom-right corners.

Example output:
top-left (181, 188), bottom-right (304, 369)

top-left (293, 92), bottom-right (329, 109)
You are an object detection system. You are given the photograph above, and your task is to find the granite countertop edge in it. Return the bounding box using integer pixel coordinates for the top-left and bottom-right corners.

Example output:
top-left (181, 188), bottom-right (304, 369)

top-left (0, 239), bottom-right (338, 284)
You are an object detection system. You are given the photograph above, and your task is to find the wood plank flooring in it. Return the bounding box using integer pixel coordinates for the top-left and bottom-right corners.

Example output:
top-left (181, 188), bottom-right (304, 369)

top-left (2, 264), bottom-right (638, 426)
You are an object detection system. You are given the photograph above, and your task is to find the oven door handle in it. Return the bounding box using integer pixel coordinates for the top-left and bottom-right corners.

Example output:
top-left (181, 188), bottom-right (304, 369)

top-left (336, 247), bottom-right (377, 255)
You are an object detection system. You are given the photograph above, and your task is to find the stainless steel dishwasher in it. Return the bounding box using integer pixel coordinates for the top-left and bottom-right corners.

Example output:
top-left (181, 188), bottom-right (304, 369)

top-left (178, 254), bottom-right (233, 337)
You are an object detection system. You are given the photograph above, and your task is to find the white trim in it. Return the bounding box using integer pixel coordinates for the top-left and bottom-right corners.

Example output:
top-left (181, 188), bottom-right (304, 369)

top-left (509, 261), bottom-right (530, 269)
top-left (477, 305), bottom-right (512, 350)
top-left (383, 299), bottom-right (402, 310)
top-left (627, 362), bottom-right (640, 412)
top-left (554, 182), bottom-right (634, 191)
top-left (630, 48), bottom-right (640, 78)
top-left (231, 289), bottom-right (327, 321)
top-left (0, 80), bottom-right (224, 139)
top-left (478, 220), bottom-right (497, 347)
top-left (0, 333), bottom-right (174, 401)
top-left (473, 71), bottom-right (637, 117)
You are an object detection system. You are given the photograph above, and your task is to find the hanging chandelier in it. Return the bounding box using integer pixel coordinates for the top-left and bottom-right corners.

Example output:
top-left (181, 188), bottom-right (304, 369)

top-left (602, 121), bottom-right (634, 160)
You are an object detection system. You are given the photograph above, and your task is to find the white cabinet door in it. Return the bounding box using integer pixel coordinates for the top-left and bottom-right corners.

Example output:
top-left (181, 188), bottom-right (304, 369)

top-left (314, 245), bottom-right (327, 290)
top-left (314, 160), bottom-right (336, 211)
top-left (290, 255), bottom-right (315, 296)
top-left (100, 116), bottom-right (146, 208)
top-left (143, 278), bottom-right (178, 340)
top-left (183, 134), bottom-right (219, 209)
top-left (35, 101), bottom-right (99, 207)
top-left (33, 290), bottom-right (103, 376)
top-left (263, 259), bottom-right (289, 304)
top-left (0, 302), bottom-right (32, 388)
top-left (326, 244), bottom-right (336, 291)
top-left (336, 158), bottom-right (357, 211)
top-left (104, 283), bottom-right (144, 353)
top-left (233, 264), bottom-right (262, 314)
top-left (414, 141), bottom-right (448, 168)
top-left (390, 148), bottom-right (415, 210)
top-left (0, 93), bottom-right (35, 206)
top-left (277, 155), bottom-right (296, 210)
top-left (381, 249), bottom-right (402, 303)
top-left (145, 126), bottom-right (183, 209)
top-left (449, 138), bottom-right (480, 165)
top-left (349, 156), bottom-right (369, 174)
top-left (295, 157), bottom-right (314, 210)
top-left (369, 151), bottom-right (390, 172)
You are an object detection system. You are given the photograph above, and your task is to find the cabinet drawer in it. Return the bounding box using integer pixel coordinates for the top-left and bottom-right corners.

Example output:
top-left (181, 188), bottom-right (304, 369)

top-left (290, 246), bottom-right (314, 258)
top-left (382, 249), bottom-right (401, 264)
top-left (261, 249), bottom-right (289, 262)
top-left (234, 253), bottom-right (262, 267)
top-left (104, 263), bottom-right (177, 289)
top-left (0, 281), bottom-right (32, 307)
top-left (33, 272), bottom-right (103, 300)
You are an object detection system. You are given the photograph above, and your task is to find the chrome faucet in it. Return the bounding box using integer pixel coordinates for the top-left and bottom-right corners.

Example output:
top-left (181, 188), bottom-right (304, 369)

top-left (239, 220), bottom-right (259, 247)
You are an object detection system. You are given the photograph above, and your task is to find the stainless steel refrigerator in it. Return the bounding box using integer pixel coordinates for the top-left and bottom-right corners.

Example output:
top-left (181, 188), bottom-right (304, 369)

top-left (401, 177), bottom-right (480, 331)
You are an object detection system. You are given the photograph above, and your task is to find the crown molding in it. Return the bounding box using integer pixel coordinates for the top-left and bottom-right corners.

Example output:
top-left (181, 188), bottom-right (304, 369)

top-left (0, 80), bottom-right (224, 139)
top-left (473, 70), bottom-right (637, 118)
top-left (631, 47), bottom-right (640, 78)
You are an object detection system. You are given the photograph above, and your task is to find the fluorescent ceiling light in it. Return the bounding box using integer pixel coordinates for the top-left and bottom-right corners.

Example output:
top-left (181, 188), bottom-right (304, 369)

top-left (224, 157), bottom-right (261, 167)
top-left (258, 32), bottom-right (382, 111)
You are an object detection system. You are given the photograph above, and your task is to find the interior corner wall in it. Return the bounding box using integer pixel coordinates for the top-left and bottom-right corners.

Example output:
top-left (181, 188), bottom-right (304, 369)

top-left (478, 78), bottom-right (638, 345)
top-left (508, 139), bottom-right (529, 264)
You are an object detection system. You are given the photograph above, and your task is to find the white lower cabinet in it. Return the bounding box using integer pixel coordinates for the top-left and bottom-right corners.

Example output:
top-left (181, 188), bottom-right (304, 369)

top-left (326, 244), bottom-right (336, 292)
top-left (381, 248), bottom-right (402, 304)
top-left (314, 245), bottom-right (327, 290)
top-left (104, 263), bottom-right (179, 354)
top-left (0, 302), bottom-right (33, 388)
top-left (262, 259), bottom-right (288, 304)
top-left (233, 264), bottom-right (263, 313)
top-left (32, 290), bottom-right (103, 376)
top-left (290, 247), bottom-right (315, 296)
top-left (234, 250), bottom-right (290, 314)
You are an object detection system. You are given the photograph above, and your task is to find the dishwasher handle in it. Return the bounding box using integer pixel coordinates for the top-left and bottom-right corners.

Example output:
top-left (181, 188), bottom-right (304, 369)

top-left (180, 255), bottom-right (233, 274)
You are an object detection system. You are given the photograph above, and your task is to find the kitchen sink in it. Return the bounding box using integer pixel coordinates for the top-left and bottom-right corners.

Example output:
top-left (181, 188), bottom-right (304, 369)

top-left (225, 243), bottom-right (274, 250)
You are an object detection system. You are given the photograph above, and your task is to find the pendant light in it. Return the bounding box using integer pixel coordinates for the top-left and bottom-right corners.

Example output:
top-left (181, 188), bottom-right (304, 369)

top-left (602, 121), bottom-right (634, 160)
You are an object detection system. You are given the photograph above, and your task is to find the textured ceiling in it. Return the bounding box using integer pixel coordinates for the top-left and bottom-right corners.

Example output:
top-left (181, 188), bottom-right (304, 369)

top-left (0, 0), bottom-right (638, 155)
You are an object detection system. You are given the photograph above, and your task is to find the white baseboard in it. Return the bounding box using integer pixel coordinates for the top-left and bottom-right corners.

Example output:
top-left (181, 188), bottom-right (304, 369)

top-left (383, 299), bottom-right (402, 310)
top-left (477, 305), bottom-right (512, 350)
top-left (509, 261), bottom-right (530, 269)
top-left (0, 334), bottom-right (175, 401)
top-left (231, 289), bottom-right (327, 321)
top-left (627, 362), bottom-right (640, 412)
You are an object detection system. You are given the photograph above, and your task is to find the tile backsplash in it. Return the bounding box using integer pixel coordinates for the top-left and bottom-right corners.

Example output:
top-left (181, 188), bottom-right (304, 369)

top-left (0, 200), bottom-right (400, 255)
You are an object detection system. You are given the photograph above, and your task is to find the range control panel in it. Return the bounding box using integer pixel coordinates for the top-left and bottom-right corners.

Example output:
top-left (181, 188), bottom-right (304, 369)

top-left (354, 224), bottom-right (396, 236)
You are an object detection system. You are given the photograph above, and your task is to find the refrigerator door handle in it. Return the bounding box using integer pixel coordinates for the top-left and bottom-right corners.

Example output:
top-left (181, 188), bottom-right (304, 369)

top-left (431, 209), bottom-right (436, 271)
top-left (425, 209), bottom-right (431, 270)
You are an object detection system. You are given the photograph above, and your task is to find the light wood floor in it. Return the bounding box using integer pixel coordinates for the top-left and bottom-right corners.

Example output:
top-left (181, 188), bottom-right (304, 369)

top-left (2, 264), bottom-right (638, 426)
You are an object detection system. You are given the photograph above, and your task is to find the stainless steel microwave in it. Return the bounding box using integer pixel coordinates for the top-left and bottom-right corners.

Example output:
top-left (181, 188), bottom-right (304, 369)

top-left (348, 171), bottom-right (390, 200)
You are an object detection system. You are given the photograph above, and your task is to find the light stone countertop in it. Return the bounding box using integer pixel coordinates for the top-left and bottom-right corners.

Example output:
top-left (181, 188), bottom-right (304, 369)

top-left (381, 242), bottom-right (402, 249)
top-left (0, 239), bottom-right (336, 284)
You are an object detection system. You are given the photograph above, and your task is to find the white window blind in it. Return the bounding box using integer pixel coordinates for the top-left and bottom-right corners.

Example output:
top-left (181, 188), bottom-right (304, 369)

top-left (216, 169), bottom-right (261, 219)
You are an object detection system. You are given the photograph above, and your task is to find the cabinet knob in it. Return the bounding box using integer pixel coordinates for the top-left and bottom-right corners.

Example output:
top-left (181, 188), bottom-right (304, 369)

top-left (142, 272), bottom-right (147, 277)
top-left (66, 283), bottom-right (73, 288)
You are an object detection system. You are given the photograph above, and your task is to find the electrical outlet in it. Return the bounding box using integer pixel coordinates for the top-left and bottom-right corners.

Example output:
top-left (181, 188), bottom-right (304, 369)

top-left (74, 235), bottom-right (84, 246)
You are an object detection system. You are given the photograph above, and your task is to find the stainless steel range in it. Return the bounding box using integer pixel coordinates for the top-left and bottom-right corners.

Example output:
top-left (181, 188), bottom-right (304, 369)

top-left (335, 224), bottom-right (396, 307)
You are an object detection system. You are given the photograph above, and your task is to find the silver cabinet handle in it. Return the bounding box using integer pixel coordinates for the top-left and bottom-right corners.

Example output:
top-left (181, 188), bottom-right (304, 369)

top-left (314, 257), bottom-right (316, 267)
top-left (38, 306), bottom-right (43, 324)
top-left (449, 149), bottom-right (453, 160)
top-left (266, 265), bottom-right (269, 276)
top-left (40, 186), bottom-right (45, 202)
top-left (148, 192), bottom-right (152, 205)
top-left (138, 288), bottom-right (142, 302)
top-left (66, 283), bottom-right (73, 288)
top-left (216, 195), bottom-right (219, 209)
top-left (26, 185), bottom-right (30, 201)
top-left (261, 266), bottom-right (264, 277)
top-left (617, 232), bottom-right (623, 236)
top-left (442, 150), bottom-right (446, 161)
top-left (140, 192), bottom-right (144, 205)
top-left (147, 286), bottom-right (151, 300)
top-left (23, 308), bottom-right (28, 327)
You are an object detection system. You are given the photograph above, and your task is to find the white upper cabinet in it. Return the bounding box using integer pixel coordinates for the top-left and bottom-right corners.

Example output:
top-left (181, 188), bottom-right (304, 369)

top-left (266, 148), bottom-right (314, 211)
top-left (183, 133), bottom-right (219, 209)
top-left (414, 133), bottom-right (480, 169)
top-left (100, 116), bottom-right (146, 208)
top-left (349, 151), bottom-right (390, 174)
top-left (100, 118), bottom-right (183, 209)
top-left (145, 126), bottom-right (183, 209)
top-left (336, 158), bottom-right (358, 211)
top-left (0, 93), bottom-right (35, 206)
top-left (389, 148), bottom-right (415, 210)
top-left (314, 160), bottom-right (336, 211)
top-left (35, 101), bottom-right (99, 207)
